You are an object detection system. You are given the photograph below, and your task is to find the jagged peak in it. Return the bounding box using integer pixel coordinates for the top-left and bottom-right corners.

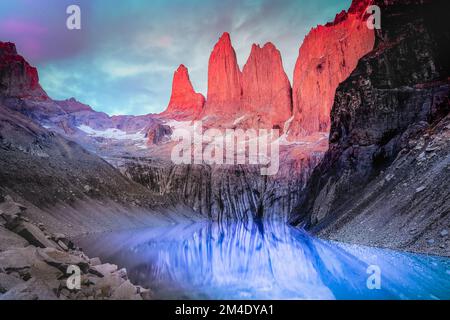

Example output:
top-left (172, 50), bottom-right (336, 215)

top-left (176, 64), bottom-right (188, 73)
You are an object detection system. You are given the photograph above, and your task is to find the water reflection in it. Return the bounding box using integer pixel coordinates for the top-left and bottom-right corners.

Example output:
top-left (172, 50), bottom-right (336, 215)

top-left (77, 221), bottom-right (450, 300)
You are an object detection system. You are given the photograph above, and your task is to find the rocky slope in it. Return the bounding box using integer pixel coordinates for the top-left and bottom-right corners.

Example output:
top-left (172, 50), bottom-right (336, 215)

top-left (0, 196), bottom-right (153, 300)
top-left (290, 0), bottom-right (450, 256)
top-left (160, 64), bottom-right (205, 120)
top-left (288, 0), bottom-right (375, 136)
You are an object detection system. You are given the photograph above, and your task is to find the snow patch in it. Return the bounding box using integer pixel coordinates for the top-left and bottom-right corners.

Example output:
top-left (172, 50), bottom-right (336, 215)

top-left (77, 124), bottom-right (146, 141)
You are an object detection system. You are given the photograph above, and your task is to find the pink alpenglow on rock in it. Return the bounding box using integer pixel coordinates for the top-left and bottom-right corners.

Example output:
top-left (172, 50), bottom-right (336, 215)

top-left (203, 32), bottom-right (242, 117)
top-left (0, 42), bottom-right (48, 100)
top-left (163, 64), bottom-right (205, 120)
top-left (241, 43), bottom-right (292, 130)
top-left (289, 0), bottom-right (375, 137)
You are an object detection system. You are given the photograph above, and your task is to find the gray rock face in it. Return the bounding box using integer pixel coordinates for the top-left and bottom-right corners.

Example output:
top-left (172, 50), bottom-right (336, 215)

top-left (117, 144), bottom-right (325, 221)
top-left (290, 0), bottom-right (450, 256)
top-left (0, 226), bottom-right (28, 252)
top-left (0, 272), bottom-right (24, 293)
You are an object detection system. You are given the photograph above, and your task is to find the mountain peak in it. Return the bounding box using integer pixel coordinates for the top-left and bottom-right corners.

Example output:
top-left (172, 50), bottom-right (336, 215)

top-left (242, 41), bottom-right (292, 129)
top-left (163, 64), bottom-right (205, 120)
top-left (0, 41), bottom-right (48, 100)
top-left (0, 42), bottom-right (17, 56)
top-left (203, 32), bottom-right (242, 115)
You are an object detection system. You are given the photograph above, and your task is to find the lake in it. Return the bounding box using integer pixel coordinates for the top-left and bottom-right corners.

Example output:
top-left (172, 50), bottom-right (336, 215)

top-left (76, 221), bottom-right (450, 300)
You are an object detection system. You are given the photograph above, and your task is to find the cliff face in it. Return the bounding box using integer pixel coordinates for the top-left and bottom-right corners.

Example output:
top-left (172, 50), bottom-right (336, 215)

top-left (290, 0), bottom-right (450, 256)
top-left (289, 0), bottom-right (375, 137)
top-left (241, 43), bottom-right (292, 130)
top-left (115, 140), bottom-right (327, 222)
top-left (203, 32), bottom-right (242, 117)
top-left (163, 64), bottom-right (205, 120)
top-left (0, 42), bottom-right (48, 101)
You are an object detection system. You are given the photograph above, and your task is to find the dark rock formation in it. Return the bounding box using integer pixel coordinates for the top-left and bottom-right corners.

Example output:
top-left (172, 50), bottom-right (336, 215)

top-left (290, 0), bottom-right (450, 256)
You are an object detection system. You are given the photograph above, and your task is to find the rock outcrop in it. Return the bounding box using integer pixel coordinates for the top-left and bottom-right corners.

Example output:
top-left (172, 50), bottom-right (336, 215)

top-left (162, 65), bottom-right (205, 120)
top-left (241, 43), bottom-right (292, 130)
top-left (55, 98), bottom-right (93, 114)
top-left (202, 32), bottom-right (242, 117)
top-left (0, 42), bottom-right (48, 100)
top-left (289, 0), bottom-right (375, 136)
top-left (290, 0), bottom-right (450, 256)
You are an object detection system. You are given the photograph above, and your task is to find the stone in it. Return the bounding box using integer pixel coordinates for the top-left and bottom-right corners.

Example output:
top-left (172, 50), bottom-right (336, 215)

top-left (36, 247), bottom-right (89, 272)
top-left (415, 186), bottom-right (426, 193)
top-left (91, 263), bottom-right (118, 277)
top-left (0, 226), bottom-right (28, 252)
top-left (440, 230), bottom-right (449, 237)
top-left (13, 222), bottom-right (59, 249)
top-left (139, 287), bottom-right (153, 300)
top-left (0, 196), bottom-right (26, 228)
top-left (89, 257), bottom-right (102, 266)
top-left (115, 268), bottom-right (128, 280)
top-left (0, 278), bottom-right (58, 300)
top-left (57, 240), bottom-right (68, 251)
top-left (93, 273), bottom-right (123, 298)
top-left (110, 280), bottom-right (140, 300)
top-left (0, 247), bottom-right (37, 271)
top-left (0, 273), bottom-right (24, 293)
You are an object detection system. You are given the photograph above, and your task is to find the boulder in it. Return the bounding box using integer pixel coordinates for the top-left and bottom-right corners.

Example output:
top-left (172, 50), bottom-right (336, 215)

top-left (89, 257), bottom-right (102, 266)
top-left (0, 247), bottom-right (37, 271)
top-left (92, 273), bottom-right (123, 298)
top-left (0, 278), bottom-right (58, 300)
top-left (110, 280), bottom-right (141, 300)
top-left (0, 226), bottom-right (28, 252)
top-left (0, 273), bottom-right (24, 293)
top-left (0, 196), bottom-right (26, 228)
top-left (36, 247), bottom-right (89, 272)
top-left (13, 222), bottom-right (59, 249)
top-left (90, 263), bottom-right (118, 277)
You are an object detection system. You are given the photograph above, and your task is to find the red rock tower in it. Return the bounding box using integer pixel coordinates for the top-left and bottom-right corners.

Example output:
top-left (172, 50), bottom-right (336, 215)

top-left (163, 64), bottom-right (205, 119)
top-left (241, 43), bottom-right (292, 129)
top-left (203, 32), bottom-right (242, 117)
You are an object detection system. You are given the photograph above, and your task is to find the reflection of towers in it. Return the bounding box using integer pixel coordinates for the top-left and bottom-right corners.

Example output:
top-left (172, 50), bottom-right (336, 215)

top-left (149, 221), bottom-right (339, 299)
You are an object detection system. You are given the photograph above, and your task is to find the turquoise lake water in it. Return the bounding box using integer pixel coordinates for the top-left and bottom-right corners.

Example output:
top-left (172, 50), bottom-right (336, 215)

top-left (76, 221), bottom-right (450, 300)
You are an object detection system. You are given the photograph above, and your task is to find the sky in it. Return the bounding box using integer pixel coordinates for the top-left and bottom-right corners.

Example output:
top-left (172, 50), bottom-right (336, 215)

top-left (0, 0), bottom-right (351, 116)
